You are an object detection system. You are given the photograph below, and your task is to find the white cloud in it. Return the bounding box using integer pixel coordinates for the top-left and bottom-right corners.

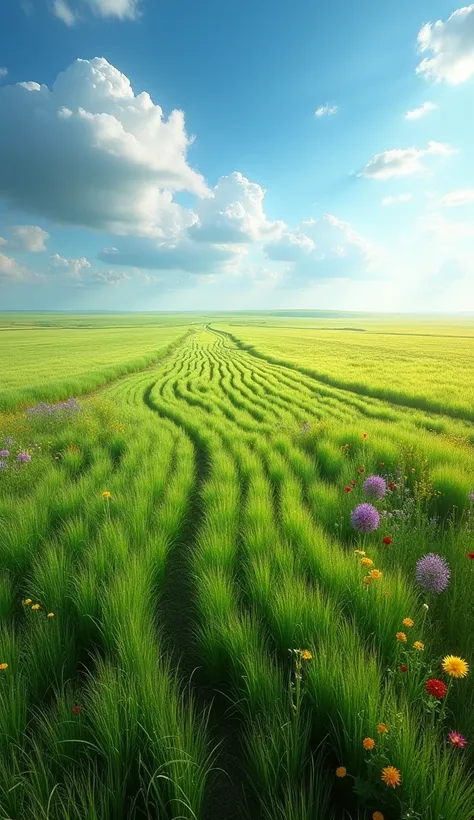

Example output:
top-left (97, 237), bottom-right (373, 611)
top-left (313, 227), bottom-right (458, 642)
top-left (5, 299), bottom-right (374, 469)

top-left (0, 68), bottom-right (8, 79)
top-left (361, 141), bottom-right (456, 180)
top-left (86, 0), bottom-right (139, 19)
top-left (440, 188), bottom-right (474, 206)
top-left (50, 253), bottom-right (91, 279)
top-left (265, 232), bottom-right (315, 262)
top-left (381, 194), bottom-right (412, 206)
top-left (405, 101), bottom-right (437, 120)
top-left (421, 212), bottom-right (474, 241)
top-left (0, 58), bottom-right (208, 238)
top-left (416, 5), bottom-right (474, 84)
top-left (0, 253), bottom-right (40, 282)
top-left (49, 252), bottom-right (129, 287)
top-left (97, 237), bottom-right (247, 274)
top-left (314, 104), bottom-right (338, 117)
top-left (6, 225), bottom-right (50, 252)
top-left (189, 172), bottom-right (285, 244)
top-left (53, 0), bottom-right (76, 25)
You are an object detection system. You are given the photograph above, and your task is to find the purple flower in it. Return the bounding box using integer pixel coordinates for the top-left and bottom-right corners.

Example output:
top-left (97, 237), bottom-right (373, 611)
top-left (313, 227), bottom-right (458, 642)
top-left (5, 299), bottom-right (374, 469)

top-left (416, 553), bottom-right (450, 594)
top-left (0, 460), bottom-right (7, 472)
top-left (17, 452), bottom-right (32, 464)
top-left (351, 503), bottom-right (380, 533)
top-left (363, 475), bottom-right (387, 500)
top-left (26, 398), bottom-right (81, 418)
top-left (0, 450), bottom-right (9, 458)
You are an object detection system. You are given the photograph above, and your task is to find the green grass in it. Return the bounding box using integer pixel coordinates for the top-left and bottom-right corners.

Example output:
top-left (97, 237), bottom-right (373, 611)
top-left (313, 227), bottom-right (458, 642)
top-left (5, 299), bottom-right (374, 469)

top-left (0, 313), bottom-right (473, 819)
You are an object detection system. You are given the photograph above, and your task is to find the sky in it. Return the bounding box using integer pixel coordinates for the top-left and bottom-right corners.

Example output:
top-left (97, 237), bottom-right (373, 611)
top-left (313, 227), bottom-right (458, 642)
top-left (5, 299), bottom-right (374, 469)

top-left (1, 0), bottom-right (474, 312)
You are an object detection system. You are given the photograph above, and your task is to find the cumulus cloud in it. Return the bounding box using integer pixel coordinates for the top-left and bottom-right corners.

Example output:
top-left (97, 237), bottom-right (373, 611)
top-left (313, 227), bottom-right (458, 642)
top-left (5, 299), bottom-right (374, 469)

top-left (360, 141), bottom-right (456, 180)
top-left (0, 253), bottom-right (41, 282)
top-left (49, 252), bottom-right (130, 287)
top-left (416, 5), bottom-right (474, 84)
top-left (52, 0), bottom-right (140, 24)
top-left (0, 58), bottom-right (208, 238)
top-left (314, 104), bottom-right (338, 117)
top-left (0, 68), bottom-right (8, 79)
top-left (440, 188), bottom-right (474, 206)
top-left (3, 225), bottom-right (50, 252)
top-left (405, 101), bottom-right (437, 120)
top-left (381, 194), bottom-right (412, 206)
top-left (53, 0), bottom-right (76, 25)
top-left (98, 237), bottom-right (247, 274)
top-left (189, 172), bottom-right (285, 244)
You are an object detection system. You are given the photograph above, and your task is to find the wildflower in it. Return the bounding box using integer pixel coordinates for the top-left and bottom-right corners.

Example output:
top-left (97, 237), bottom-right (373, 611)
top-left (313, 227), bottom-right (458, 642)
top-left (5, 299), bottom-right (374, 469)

top-left (399, 664), bottom-right (408, 673)
top-left (369, 569), bottom-right (383, 581)
top-left (422, 603), bottom-right (429, 611)
top-left (379, 462), bottom-right (385, 468)
top-left (0, 450), bottom-right (9, 458)
top-left (23, 598), bottom-right (32, 605)
top-left (377, 723), bottom-right (389, 734)
top-left (388, 482), bottom-right (395, 491)
top-left (373, 813), bottom-right (384, 820)
top-left (363, 737), bottom-right (375, 751)
top-left (448, 731), bottom-right (467, 749)
top-left (363, 575), bottom-right (373, 585)
top-left (381, 766), bottom-right (401, 788)
top-left (300, 650), bottom-right (312, 660)
top-left (468, 491), bottom-right (474, 502)
top-left (351, 503), bottom-right (380, 533)
top-left (361, 557), bottom-right (374, 567)
top-left (0, 460), bottom-right (7, 472)
top-left (351, 480), bottom-right (357, 486)
top-left (71, 704), bottom-right (81, 715)
top-left (354, 549), bottom-right (366, 556)
top-left (426, 678), bottom-right (448, 699)
top-left (47, 612), bottom-right (55, 618)
top-left (102, 491), bottom-right (112, 499)
top-left (363, 475), bottom-right (387, 500)
top-left (335, 766), bottom-right (347, 778)
top-left (413, 641), bottom-right (424, 651)
top-left (468, 552), bottom-right (474, 560)
top-left (396, 632), bottom-right (407, 643)
top-left (411, 467), bottom-right (416, 473)
top-left (441, 656), bottom-right (469, 679)
top-left (344, 486), bottom-right (352, 493)
top-left (363, 433), bottom-right (368, 439)
top-left (402, 618), bottom-right (414, 628)
top-left (31, 604), bottom-right (40, 611)
top-left (358, 467), bottom-right (365, 473)
top-left (382, 536), bottom-right (392, 545)
top-left (0, 663), bottom-right (8, 671)
top-left (17, 451), bottom-right (32, 464)
top-left (416, 553), bottom-right (450, 594)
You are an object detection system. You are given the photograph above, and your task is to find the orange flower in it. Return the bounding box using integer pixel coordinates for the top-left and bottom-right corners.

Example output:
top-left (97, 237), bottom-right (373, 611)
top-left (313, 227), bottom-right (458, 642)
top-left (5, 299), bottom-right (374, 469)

top-left (377, 723), bottom-right (389, 734)
top-left (335, 766), bottom-right (347, 778)
top-left (402, 618), bottom-right (414, 628)
top-left (361, 557), bottom-right (374, 567)
top-left (363, 737), bottom-right (375, 751)
top-left (0, 663), bottom-right (8, 671)
top-left (373, 813), bottom-right (384, 820)
top-left (381, 766), bottom-right (401, 788)
top-left (369, 569), bottom-right (383, 581)
top-left (396, 632), bottom-right (407, 643)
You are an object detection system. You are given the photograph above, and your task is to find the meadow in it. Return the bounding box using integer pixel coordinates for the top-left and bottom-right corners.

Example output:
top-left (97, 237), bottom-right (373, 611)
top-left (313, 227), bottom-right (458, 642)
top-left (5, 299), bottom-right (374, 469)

top-left (0, 312), bottom-right (473, 820)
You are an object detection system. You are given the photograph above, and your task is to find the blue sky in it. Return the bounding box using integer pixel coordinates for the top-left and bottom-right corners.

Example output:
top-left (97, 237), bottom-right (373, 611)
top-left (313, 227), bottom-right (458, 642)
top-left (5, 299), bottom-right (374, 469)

top-left (1, 0), bottom-right (474, 311)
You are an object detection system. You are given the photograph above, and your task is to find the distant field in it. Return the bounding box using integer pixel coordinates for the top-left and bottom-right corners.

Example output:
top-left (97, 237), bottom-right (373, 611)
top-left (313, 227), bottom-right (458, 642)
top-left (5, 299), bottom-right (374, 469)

top-left (214, 320), bottom-right (474, 421)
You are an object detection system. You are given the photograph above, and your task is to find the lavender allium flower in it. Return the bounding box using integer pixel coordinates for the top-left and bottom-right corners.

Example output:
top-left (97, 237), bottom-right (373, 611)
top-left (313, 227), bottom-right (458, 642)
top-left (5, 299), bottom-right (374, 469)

top-left (363, 475), bottom-right (387, 500)
top-left (26, 398), bottom-right (81, 419)
top-left (351, 503), bottom-right (380, 533)
top-left (416, 553), bottom-right (450, 594)
top-left (0, 450), bottom-right (9, 458)
top-left (17, 452), bottom-right (32, 464)
top-left (0, 460), bottom-right (7, 472)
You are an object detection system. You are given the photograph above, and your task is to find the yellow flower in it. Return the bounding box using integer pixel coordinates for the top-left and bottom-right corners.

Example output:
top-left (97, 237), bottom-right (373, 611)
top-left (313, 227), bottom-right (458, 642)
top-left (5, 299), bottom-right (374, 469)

top-left (441, 655), bottom-right (469, 679)
top-left (0, 663), bottom-right (8, 671)
top-left (369, 569), bottom-right (383, 581)
top-left (363, 737), bottom-right (375, 751)
top-left (413, 641), bottom-right (424, 651)
top-left (354, 549), bottom-right (366, 556)
top-left (402, 618), bottom-right (414, 628)
top-left (300, 650), bottom-right (312, 660)
top-left (361, 557), bottom-right (374, 567)
top-left (335, 766), bottom-right (347, 778)
top-left (23, 598), bottom-right (32, 606)
top-left (47, 612), bottom-right (55, 618)
top-left (377, 723), bottom-right (389, 734)
top-left (102, 491), bottom-right (112, 499)
top-left (363, 575), bottom-right (373, 585)
top-left (31, 604), bottom-right (40, 611)
top-left (373, 813), bottom-right (384, 820)
top-left (381, 765), bottom-right (401, 788)
top-left (396, 632), bottom-right (407, 643)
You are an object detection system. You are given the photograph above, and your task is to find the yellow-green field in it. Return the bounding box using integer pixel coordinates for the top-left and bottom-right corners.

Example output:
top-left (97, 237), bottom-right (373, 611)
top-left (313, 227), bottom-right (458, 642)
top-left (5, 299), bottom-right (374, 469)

top-left (0, 313), bottom-right (473, 820)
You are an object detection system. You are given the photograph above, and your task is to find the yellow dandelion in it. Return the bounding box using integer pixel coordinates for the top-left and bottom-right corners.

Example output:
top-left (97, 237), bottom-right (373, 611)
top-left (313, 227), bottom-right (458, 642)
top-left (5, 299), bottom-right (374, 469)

top-left (361, 557), bottom-right (374, 567)
top-left (31, 604), bottom-right (40, 611)
top-left (396, 632), bottom-right (407, 643)
top-left (402, 618), bottom-right (414, 628)
top-left (23, 598), bottom-right (32, 606)
top-left (102, 491), bottom-right (112, 499)
top-left (300, 650), bottom-right (312, 660)
top-left (381, 765), bottom-right (401, 788)
top-left (0, 663), bottom-right (8, 671)
top-left (413, 641), bottom-right (424, 651)
top-left (47, 612), bottom-right (55, 618)
top-left (441, 655), bottom-right (469, 679)
top-left (369, 569), bottom-right (383, 581)
top-left (363, 737), bottom-right (375, 751)
top-left (377, 723), bottom-right (389, 734)
top-left (335, 766), bottom-right (347, 778)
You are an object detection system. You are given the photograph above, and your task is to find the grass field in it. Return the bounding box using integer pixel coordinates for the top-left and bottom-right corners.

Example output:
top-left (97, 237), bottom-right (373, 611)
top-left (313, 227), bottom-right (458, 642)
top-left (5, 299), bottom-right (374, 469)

top-left (0, 313), bottom-right (473, 820)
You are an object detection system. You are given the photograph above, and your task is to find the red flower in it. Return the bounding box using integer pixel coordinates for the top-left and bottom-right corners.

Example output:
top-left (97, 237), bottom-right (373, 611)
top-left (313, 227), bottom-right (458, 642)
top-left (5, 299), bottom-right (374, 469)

top-left (426, 678), bottom-right (448, 699)
top-left (358, 467), bottom-right (365, 473)
top-left (351, 480), bottom-right (357, 486)
top-left (72, 704), bottom-right (81, 715)
top-left (382, 536), bottom-right (392, 545)
top-left (468, 552), bottom-right (474, 560)
top-left (399, 664), bottom-right (408, 673)
top-left (388, 482), bottom-right (395, 491)
top-left (344, 486), bottom-right (352, 493)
